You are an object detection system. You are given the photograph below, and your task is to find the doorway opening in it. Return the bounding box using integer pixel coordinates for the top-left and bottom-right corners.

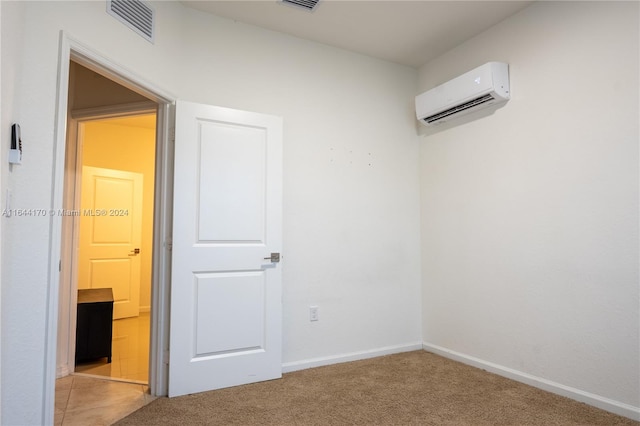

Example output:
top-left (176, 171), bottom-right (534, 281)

top-left (47, 35), bottom-right (174, 424)
top-left (57, 60), bottom-right (158, 385)
top-left (72, 113), bottom-right (156, 384)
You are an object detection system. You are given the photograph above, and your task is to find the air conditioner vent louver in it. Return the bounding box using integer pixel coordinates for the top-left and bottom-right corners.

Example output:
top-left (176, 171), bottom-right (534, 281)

top-left (415, 62), bottom-right (510, 127)
top-left (107, 0), bottom-right (155, 43)
top-left (281, 0), bottom-right (321, 12)
top-left (423, 94), bottom-right (495, 124)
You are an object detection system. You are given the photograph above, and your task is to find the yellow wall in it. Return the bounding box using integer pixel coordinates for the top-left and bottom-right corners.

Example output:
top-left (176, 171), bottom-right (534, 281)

top-left (81, 115), bottom-right (156, 310)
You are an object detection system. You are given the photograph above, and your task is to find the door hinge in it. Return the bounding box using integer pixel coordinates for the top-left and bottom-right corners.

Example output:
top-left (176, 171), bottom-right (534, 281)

top-left (164, 350), bottom-right (170, 365)
top-left (165, 239), bottom-right (173, 251)
top-left (170, 127), bottom-right (175, 144)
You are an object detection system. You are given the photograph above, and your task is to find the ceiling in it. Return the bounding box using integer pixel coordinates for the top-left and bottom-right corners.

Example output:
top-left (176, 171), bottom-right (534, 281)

top-left (181, 0), bottom-right (534, 68)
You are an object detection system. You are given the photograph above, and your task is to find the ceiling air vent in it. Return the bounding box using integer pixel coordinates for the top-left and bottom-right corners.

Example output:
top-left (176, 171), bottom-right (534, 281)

top-left (107, 0), bottom-right (155, 43)
top-left (281, 0), bottom-right (321, 12)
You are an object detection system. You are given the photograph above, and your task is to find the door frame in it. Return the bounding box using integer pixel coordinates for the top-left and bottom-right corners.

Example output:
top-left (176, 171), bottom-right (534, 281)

top-left (60, 107), bottom-right (156, 376)
top-left (44, 32), bottom-right (175, 425)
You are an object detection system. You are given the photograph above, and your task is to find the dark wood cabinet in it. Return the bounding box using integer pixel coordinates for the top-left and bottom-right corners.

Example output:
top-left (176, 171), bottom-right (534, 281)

top-left (75, 288), bottom-right (114, 363)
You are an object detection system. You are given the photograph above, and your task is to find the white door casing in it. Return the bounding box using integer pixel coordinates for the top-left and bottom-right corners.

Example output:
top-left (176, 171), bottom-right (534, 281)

top-left (169, 100), bottom-right (283, 397)
top-left (47, 38), bottom-right (175, 425)
top-left (78, 166), bottom-right (143, 319)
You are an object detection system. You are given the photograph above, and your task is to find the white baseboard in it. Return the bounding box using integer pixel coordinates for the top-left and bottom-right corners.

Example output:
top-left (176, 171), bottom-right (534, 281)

top-left (282, 342), bottom-right (423, 373)
top-left (56, 365), bottom-right (70, 379)
top-left (423, 342), bottom-right (640, 421)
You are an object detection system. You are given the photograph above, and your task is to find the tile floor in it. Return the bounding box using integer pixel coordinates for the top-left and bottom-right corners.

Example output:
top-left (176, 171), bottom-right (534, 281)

top-left (55, 376), bottom-right (155, 426)
top-left (75, 312), bottom-right (150, 382)
top-left (55, 312), bottom-right (153, 425)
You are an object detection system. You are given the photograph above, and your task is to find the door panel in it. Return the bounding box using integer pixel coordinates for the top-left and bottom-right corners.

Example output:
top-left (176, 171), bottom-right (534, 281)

top-left (194, 271), bottom-right (265, 355)
top-left (198, 121), bottom-right (266, 242)
top-left (79, 166), bottom-right (143, 319)
top-left (169, 100), bottom-right (283, 397)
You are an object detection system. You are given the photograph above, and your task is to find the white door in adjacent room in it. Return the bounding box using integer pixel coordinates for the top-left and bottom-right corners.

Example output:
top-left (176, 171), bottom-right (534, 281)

top-left (78, 166), bottom-right (143, 320)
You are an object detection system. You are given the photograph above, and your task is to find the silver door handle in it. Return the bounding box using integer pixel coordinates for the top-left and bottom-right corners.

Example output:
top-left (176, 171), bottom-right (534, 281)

top-left (263, 253), bottom-right (280, 263)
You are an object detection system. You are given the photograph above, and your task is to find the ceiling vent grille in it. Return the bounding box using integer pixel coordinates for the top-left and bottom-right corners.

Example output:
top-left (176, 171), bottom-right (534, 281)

top-left (281, 0), bottom-right (321, 12)
top-left (107, 0), bottom-right (155, 43)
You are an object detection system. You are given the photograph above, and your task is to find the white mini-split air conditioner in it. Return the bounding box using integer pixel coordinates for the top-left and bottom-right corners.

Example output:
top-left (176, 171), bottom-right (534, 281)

top-left (415, 62), bottom-right (510, 126)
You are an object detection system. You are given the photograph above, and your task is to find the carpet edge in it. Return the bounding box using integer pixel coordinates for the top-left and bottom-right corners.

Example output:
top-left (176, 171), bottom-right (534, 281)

top-left (281, 342), bottom-right (423, 373)
top-left (422, 341), bottom-right (640, 422)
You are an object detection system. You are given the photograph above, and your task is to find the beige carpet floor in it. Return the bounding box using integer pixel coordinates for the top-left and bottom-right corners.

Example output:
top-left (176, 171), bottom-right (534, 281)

top-left (116, 351), bottom-right (638, 425)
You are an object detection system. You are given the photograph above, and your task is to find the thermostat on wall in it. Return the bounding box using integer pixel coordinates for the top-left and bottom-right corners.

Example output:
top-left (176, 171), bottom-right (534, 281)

top-left (9, 123), bottom-right (22, 164)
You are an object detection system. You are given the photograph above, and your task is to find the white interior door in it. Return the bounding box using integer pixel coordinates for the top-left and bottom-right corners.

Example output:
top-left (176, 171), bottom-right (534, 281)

top-left (78, 166), bottom-right (143, 319)
top-left (169, 100), bottom-right (283, 397)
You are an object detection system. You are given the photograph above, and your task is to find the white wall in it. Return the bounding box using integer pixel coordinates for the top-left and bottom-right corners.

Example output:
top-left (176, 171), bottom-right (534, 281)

top-left (0, 1), bottom-right (421, 423)
top-left (1, 0), bottom-right (31, 421)
top-left (419, 0), bottom-right (639, 415)
top-left (0, 2), bottom-right (4, 417)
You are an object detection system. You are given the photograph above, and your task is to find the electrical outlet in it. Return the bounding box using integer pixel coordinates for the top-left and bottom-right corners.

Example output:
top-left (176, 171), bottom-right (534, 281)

top-left (309, 305), bottom-right (319, 322)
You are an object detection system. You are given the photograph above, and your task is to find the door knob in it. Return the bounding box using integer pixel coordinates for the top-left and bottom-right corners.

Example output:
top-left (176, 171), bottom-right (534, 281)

top-left (263, 253), bottom-right (280, 263)
top-left (128, 248), bottom-right (140, 256)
